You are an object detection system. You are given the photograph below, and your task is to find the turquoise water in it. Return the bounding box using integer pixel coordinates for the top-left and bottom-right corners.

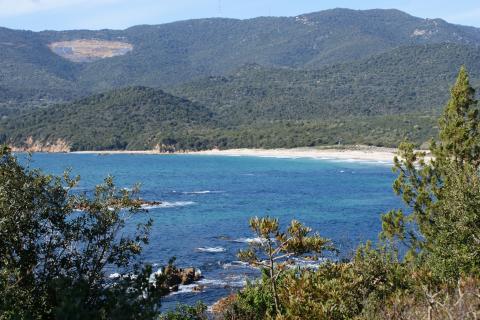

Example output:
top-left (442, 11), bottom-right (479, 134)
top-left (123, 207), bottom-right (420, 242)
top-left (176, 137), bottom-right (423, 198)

top-left (20, 153), bottom-right (400, 308)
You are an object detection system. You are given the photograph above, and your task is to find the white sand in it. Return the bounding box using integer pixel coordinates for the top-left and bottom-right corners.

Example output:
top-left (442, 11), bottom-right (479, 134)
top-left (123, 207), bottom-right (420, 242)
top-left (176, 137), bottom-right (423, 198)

top-left (185, 147), bottom-right (397, 162)
top-left (73, 146), bottom-right (402, 163)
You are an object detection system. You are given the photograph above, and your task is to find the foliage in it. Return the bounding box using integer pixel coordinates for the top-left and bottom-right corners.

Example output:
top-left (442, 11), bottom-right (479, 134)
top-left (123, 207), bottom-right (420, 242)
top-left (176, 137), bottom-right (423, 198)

top-left (381, 66), bottom-right (480, 281)
top-left (238, 217), bottom-right (334, 316)
top-left (374, 277), bottom-right (480, 320)
top-left (2, 8), bottom-right (480, 104)
top-left (1, 87), bottom-right (216, 151)
top-left (0, 146), bottom-right (164, 319)
top-left (216, 67), bottom-right (480, 320)
top-left (216, 281), bottom-right (274, 320)
top-left (173, 45), bottom-right (480, 124)
top-left (1, 84), bottom-right (440, 150)
top-left (2, 10), bottom-right (480, 151)
top-left (159, 302), bottom-right (208, 320)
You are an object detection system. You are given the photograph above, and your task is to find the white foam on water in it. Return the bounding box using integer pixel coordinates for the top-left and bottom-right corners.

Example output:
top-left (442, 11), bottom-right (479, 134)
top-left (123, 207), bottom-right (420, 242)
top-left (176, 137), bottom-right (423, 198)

top-left (168, 284), bottom-right (200, 295)
top-left (222, 260), bottom-right (258, 270)
top-left (182, 190), bottom-right (224, 194)
top-left (141, 201), bottom-right (195, 209)
top-left (168, 277), bottom-right (246, 296)
top-left (222, 260), bottom-right (250, 269)
top-left (289, 257), bottom-right (328, 269)
top-left (198, 278), bottom-right (246, 288)
top-left (148, 267), bottom-right (165, 284)
top-left (232, 237), bottom-right (264, 244)
top-left (197, 246), bottom-right (227, 253)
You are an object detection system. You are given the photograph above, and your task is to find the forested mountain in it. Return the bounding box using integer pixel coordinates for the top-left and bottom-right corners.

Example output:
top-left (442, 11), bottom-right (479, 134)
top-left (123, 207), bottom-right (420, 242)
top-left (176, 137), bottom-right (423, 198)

top-left (1, 87), bottom-right (215, 150)
top-left (172, 43), bottom-right (480, 124)
top-left (1, 8), bottom-right (480, 106)
top-left (3, 43), bottom-right (480, 150)
top-left (0, 82), bottom-right (439, 151)
top-left (1, 9), bottom-right (480, 150)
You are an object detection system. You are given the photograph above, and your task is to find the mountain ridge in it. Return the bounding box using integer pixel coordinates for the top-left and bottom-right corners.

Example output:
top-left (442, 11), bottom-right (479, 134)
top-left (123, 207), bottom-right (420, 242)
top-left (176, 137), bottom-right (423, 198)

top-left (1, 8), bottom-right (480, 150)
top-left (1, 8), bottom-right (480, 109)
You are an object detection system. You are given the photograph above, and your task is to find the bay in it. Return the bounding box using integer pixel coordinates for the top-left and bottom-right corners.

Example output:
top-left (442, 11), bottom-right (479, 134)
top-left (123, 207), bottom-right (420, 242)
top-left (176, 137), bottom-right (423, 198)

top-left (19, 153), bottom-right (401, 308)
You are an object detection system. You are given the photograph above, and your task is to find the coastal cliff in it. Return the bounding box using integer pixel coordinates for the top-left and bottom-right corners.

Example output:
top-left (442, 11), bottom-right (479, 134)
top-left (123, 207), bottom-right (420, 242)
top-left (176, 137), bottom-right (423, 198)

top-left (10, 137), bottom-right (71, 153)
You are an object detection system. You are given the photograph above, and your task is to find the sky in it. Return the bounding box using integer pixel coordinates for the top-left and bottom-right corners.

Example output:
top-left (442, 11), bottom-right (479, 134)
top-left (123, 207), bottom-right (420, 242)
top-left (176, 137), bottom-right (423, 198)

top-left (1, 0), bottom-right (480, 31)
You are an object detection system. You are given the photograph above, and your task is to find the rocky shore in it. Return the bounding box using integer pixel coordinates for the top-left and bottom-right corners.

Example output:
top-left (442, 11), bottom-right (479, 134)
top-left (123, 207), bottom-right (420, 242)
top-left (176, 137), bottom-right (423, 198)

top-left (75, 199), bottom-right (163, 211)
top-left (155, 263), bottom-right (204, 295)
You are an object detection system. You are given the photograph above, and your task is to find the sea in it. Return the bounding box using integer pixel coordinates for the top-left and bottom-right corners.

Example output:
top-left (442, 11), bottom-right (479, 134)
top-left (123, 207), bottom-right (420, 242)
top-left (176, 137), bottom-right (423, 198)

top-left (18, 153), bottom-right (401, 309)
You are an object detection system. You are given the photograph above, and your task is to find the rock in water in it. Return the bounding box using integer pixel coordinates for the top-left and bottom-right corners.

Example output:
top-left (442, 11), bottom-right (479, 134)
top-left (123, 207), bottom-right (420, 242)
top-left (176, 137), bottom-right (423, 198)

top-left (180, 267), bottom-right (202, 285)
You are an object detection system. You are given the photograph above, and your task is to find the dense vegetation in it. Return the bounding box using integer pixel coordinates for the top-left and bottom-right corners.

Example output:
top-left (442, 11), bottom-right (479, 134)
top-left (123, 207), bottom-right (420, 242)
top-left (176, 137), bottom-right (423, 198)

top-left (2, 42), bottom-right (480, 150)
top-left (1, 87), bottom-right (216, 151)
top-left (213, 67), bottom-right (480, 320)
top-left (5, 44), bottom-right (480, 150)
top-left (1, 68), bottom-right (479, 319)
top-left (0, 92), bottom-right (438, 151)
top-left (0, 145), bottom-right (213, 319)
top-left (0, 146), bottom-right (166, 318)
top-left (1, 8), bottom-right (480, 107)
top-left (1, 9), bottom-right (480, 150)
top-left (173, 44), bottom-right (480, 123)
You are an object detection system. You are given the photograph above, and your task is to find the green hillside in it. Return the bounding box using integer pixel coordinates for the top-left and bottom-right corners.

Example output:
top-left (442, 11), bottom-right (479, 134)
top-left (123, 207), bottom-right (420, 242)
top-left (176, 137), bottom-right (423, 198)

top-left (0, 88), bottom-right (438, 151)
top-left (3, 43), bottom-right (480, 151)
top-left (172, 43), bottom-right (480, 123)
top-left (1, 9), bottom-right (480, 150)
top-left (1, 8), bottom-right (480, 107)
top-left (1, 87), bottom-right (215, 150)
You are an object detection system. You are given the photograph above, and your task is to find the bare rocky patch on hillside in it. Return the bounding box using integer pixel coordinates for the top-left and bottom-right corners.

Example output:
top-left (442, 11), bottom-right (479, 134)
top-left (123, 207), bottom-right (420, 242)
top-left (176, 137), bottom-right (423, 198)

top-left (48, 39), bottom-right (133, 62)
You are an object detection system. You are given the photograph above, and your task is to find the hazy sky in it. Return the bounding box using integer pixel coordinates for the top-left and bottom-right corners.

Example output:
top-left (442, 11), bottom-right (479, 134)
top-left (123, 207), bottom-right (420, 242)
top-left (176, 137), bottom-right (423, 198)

top-left (1, 0), bottom-right (480, 31)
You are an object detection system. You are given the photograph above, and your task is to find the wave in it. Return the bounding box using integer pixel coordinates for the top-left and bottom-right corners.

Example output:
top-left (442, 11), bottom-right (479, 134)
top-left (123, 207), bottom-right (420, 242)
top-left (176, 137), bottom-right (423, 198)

top-left (182, 190), bottom-right (223, 194)
top-left (231, 237), bottom-right (267, 244)
top-left (169, 277), bottom-right (246, 296)
top-left (198, 277), bottom-right (246, 287)
top-left (168, 283), bottom-right (201, 295)
top-left (197, 246), bottom-right (226, 253)
top-left (141, 201), bottom-right (195, 209)
top-left (327, 158), bottom-right (393, 166)
top-left (222, 260), bottom-right (252, 269)
top-left (222, 257), bottom-right (327, 271)
top-left (288, 257), bottom-right (327, 269)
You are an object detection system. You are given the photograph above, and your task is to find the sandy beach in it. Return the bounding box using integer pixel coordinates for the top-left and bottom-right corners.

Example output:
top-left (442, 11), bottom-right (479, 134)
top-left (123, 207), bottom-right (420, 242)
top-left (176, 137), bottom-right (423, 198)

top-left (187, 147), bottom-right (397, 162)
top-left (72, 146), bottom-right (401, 163)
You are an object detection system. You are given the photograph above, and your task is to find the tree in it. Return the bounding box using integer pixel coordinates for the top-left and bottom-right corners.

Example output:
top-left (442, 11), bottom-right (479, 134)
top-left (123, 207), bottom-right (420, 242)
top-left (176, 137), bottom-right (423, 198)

top-left (381, 66), bottom-right (480, 281)
top-left (159, 302), bottom-right (207, 320)
top-left (434, 66), bottom-right (480, 167)
top-left (0, 146), bottom-right (163, 319)
top-left (238, 217), bottom-right (334, 316)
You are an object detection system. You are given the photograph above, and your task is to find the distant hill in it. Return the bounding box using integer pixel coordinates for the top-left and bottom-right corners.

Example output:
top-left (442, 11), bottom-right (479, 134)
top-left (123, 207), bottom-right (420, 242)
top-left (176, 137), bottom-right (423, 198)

top-left (0, 88), bottom-right (438, 151)
top-left (1, 87), bottom-right (215, 150)
top-left (171, 43), bottom-right (480, 124)
top-left (1, 8), bottom-right (480, 107)
top-left (1, 9), bottom-right (480, 150)
top-left (3, 43), bottom-right (480, 151)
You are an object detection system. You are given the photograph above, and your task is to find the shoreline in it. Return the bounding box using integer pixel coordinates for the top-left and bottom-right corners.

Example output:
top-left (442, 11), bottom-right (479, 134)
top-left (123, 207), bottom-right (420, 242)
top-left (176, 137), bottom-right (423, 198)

top-left (70, 146), bottom-right (401, 163)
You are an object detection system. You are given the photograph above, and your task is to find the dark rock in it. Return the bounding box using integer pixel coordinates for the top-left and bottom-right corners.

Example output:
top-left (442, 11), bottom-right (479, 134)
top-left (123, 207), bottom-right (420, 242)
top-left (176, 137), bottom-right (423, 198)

top-left (192, 285), bottom-right (204, 292)
top-left (180, 267), bottom-right (201, 285)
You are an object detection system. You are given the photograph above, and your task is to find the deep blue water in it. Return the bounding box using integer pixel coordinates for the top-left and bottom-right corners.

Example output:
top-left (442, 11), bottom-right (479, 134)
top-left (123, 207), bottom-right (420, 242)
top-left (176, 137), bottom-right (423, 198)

top-left (19, 153), bottom-right (401, 308)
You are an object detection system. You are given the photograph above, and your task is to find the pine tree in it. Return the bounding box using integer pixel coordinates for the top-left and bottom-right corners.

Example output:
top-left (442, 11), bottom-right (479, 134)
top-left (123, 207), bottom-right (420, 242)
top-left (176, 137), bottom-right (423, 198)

top-left (434, 65), bottom-right (480, 167)
top-left (381, 66), bottom-right (480, 281)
